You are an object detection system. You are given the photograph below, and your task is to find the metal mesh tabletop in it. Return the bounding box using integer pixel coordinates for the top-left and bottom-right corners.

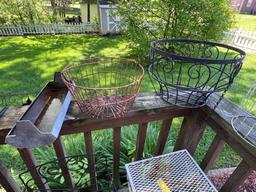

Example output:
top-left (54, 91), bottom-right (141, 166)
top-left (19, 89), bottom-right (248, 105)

top-left (125, 150), bottom-right (217, 192)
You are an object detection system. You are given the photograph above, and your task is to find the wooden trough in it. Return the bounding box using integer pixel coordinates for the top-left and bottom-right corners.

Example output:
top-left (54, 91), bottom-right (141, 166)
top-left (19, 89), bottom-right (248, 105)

top-left (5, 73), bottom-right (72, 148)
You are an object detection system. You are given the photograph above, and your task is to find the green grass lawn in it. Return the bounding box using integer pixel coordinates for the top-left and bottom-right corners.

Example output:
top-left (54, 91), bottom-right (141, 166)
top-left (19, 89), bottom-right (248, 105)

top-left (0, 35), bottom-right (131, 104)
top-left (235, 13), bottom-right (256, 31)
top-left (0, 34), bottom-right (255, 189)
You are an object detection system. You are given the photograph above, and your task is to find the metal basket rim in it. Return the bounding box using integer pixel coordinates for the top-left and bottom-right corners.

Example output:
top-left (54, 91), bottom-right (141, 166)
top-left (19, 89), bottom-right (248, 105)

top-left (61, 58), bottom-right (144, 91)
top-left (231, 115), bottom-right (256, 148)
top-left (150, 39), bottom-right (246, 64)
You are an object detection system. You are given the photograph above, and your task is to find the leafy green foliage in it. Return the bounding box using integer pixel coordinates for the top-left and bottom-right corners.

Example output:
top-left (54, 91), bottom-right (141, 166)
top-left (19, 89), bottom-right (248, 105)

top-left (0, 0), bottom-right (51, 25)
top-left (117, 0), bottom-right (234, 61)
top-left (33, 123), bottom-right (173, 188)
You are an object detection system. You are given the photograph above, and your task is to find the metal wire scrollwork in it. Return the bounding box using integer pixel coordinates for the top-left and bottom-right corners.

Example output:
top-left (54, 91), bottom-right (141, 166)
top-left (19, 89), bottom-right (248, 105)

top-left (148, 39), bottom-right (246, 108)
top-left (19, 154), bottom-right (114, 192)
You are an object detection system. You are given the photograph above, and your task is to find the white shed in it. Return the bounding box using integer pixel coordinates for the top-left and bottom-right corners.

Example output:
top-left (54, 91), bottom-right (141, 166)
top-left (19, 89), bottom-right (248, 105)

top-left (99, 4), bottom-right (120, 34)
top-left (80, 0), bottom-right (120, 34)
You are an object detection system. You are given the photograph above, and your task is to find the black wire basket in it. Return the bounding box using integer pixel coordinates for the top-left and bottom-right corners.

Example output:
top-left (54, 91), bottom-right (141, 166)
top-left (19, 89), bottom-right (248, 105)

top-left (148, 39), bottom-right (246, 108)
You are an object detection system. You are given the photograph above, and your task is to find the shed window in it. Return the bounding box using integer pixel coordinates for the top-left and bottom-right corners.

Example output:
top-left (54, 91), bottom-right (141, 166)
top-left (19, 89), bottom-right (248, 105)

top-left (246, 0), bottom-right (253, 7)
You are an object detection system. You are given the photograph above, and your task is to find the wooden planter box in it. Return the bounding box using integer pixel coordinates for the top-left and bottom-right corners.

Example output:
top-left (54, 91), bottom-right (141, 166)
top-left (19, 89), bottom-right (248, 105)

top-left (5, 73), bottom-right (72, 148)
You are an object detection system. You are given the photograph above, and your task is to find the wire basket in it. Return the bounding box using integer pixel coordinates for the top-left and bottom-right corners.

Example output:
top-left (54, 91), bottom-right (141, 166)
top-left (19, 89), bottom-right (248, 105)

top-left (61, 57), bottom-right (144, 119)
top-left (231, 82), bottom-right (256, 147)
top-left (148, 39), bottom-right (246, 108)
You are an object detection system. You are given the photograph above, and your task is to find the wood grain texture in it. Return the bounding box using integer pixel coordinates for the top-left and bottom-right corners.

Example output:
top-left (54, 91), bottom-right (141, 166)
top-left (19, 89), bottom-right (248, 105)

top-left (200, 134), bottom-right (225, 172)
top-left (84, 131), bottom-right (98, 191)
top-left (220, 160), bottom-right (253, 192)
top-left (18, 148), bottom-right (49, 190)
top-left (207, 117), bottom-right (256, 169)
top-left (0, 106), bottom-right (28, 131)
top-left (0, 159), bottom-right (21, 192)
top-left (113, 127), bottom-right (121, 189)
top-left (155, 118), bottom-right (173, 156)
top-left (135, 123), bottom-right (148, 161)
top-left (53, 137), bottom-right (74, 190)
top-left (174, 109), bottom-right (207, 155)
top-left (0, 92), bottom-right (255, 191)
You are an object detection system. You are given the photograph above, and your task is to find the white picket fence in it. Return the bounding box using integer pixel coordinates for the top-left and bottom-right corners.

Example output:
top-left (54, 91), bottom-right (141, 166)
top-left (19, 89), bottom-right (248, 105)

top-left (0, 23), bottom-right (98, 36)
top-left (225, 28), bottom-right (256, 51)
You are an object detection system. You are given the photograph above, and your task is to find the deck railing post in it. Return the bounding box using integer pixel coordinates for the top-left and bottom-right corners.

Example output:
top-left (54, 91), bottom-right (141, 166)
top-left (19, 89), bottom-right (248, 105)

top-left (155, 118), bottom-right (173, 156)
top-left (134, 123), bottom-right (148, 161)
top-left (113, 127), bottom-right (121, 190)
top-left (18, 148), bottom-right (49, 190)
top-left (200, 134), bottom-right (225, 172)
top-left (174, 109), bottom-right (206, 155)
top-left (53, 137), bottom-right (75, 190)
top-left (84, 131), bottom-right (98, 191)
top-left (220, 160), bottom-right (253, 192)
top-left (0, 159), bottom-right (21, 192)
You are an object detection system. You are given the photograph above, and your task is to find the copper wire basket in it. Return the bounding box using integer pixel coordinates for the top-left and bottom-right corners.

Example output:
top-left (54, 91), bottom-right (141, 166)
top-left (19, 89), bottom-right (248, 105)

top-left (61, 58), bottom-right (144, 119)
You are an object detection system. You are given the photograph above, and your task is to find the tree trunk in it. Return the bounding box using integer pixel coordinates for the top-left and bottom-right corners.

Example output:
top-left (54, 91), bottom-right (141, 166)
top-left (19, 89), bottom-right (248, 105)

top-left (50, 0), bottom-right (57, 16)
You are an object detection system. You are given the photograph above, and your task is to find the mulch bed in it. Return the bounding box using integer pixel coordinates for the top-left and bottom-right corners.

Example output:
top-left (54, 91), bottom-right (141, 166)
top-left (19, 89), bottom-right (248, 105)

top-left (209, 169), bottom-right (256, 192)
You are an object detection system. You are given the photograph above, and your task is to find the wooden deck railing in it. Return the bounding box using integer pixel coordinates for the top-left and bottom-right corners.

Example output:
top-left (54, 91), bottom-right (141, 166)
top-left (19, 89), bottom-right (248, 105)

top-left (0, 93), bottom-right (255, 191)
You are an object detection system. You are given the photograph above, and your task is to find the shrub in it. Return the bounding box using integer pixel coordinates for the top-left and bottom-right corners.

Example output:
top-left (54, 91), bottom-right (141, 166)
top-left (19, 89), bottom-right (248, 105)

top-left (117, 0), bottom-right (234, 62)
top-left (0, 0), bottom-right (51, 25)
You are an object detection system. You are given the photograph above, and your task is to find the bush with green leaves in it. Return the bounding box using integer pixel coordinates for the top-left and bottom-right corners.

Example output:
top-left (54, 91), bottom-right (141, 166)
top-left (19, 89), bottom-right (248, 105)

top-left (117, 0), bottom-right (234, 61)
top-left (0, 0), bottom-right (51, 25)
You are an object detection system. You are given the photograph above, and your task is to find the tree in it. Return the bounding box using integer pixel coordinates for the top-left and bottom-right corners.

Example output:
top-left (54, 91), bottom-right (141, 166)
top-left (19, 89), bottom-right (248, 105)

top-left (49, 0), bottom-right (77, 19)
top-left (0, 0), bottom-right (51, 25)
top-left (117, 0), bottom-right (234, 61)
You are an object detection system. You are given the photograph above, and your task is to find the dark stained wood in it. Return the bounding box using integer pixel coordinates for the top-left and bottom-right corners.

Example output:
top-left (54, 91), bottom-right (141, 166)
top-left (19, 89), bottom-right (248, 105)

top-left (200, 134), bottom-right (225, 172)
top-left (84, 131), bottom-right (97, 191)
top-left (155, 118), bottom-right (173, 156)
top-left (203, 94), bottom-right (256, 168)
top-left (174, 109), bottom-right (207, 155)
top-left (207, 117), bottom-right (256, 169)
top-left (1, 92), bottom-right (256, 192)
top-left (68, 93), bottom-right (184, 118)
top-left (0, 159), bottom-right (21, 192)
top-left (53, 137), bottom-right (74, 190)
top-left (0, 93), bottom-right (190, 141)
top-left (220, 160), bottom-right (253, 192)
top-left (113, 127), bottom-right (121, 189)
top-left (135, 123), bottom-right (148, 161)
top-left (0, 106), bottom-right (28, 131)
top-left (0, 106), bottom-right (28, 144)
top-left (62, 108), bottom-right (188, 135)
top-left (18, 148), bottom-right (49, 190)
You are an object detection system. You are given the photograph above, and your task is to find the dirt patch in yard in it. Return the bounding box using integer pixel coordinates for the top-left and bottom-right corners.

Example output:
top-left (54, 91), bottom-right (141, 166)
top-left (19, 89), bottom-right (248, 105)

top-left (208, 168), bottom-right (256, 191)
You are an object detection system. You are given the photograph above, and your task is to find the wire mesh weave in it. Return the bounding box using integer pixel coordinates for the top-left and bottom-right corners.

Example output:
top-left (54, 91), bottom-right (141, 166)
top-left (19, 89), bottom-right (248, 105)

top-left (61, 58), bottom-right (144, 119)
top-left (148, 39), bottom-right (246, 108)
top-left (126, 150), bottom-right (217, 192)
